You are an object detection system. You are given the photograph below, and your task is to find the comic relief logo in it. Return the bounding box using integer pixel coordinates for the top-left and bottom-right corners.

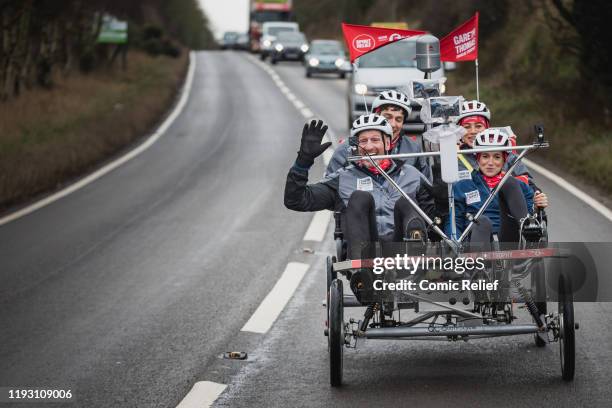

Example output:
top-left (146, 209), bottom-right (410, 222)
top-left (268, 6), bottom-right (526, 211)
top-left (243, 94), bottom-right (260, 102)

top-left (352, 34), bottom-right (375, 52)
top-left (389, 33), bottom-right (403, 41)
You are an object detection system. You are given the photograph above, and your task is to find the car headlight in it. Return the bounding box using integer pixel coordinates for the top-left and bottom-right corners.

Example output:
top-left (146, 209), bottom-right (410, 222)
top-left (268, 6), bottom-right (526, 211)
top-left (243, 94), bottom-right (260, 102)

top-left (439, 83), bottom-right (446, 94)
top-left (354, 83), bottom-right (368, 95)
top-left (334, 58), bottom-right (345, 68)
top-left (263, 39), bottom-right (271, 47)
top-left (275, 44), bottom-right (283, 52)
top-left (309, 58), bottom-right (319, 67)
top-left (300, 44), bottom-right (309, 53)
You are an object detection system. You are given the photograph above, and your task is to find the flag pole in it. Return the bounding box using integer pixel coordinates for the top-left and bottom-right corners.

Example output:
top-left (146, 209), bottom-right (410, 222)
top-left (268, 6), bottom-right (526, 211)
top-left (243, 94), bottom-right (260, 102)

top-left (475, 58), bottom-right (480, 101)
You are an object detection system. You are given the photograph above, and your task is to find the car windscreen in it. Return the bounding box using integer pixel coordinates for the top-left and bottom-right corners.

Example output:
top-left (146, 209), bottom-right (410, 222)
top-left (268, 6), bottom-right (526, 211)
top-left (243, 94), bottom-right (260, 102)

top-left (311, 42), bottom-right (342, 55)
top-left (357, 40), bottom-right (417, 68)
top-left (268, 26), bottom-right (295, 36)
top-left (277, 32), bottom-right (305, 42)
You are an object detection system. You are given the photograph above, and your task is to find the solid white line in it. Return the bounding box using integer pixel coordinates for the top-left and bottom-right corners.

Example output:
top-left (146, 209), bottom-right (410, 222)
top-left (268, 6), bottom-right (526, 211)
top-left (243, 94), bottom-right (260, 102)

top-left (524, 158), bottom-right (612, 222)
top-left (293, 100), bottom-right (305, 110)
top-left (241, 262), bottom-right (309, 334)
top-left (0, 52), bottom-right (197, 227)
top-left (303, 210), bottom-right (332, 242)
top-left (176, 381), bottom-right (227, 408)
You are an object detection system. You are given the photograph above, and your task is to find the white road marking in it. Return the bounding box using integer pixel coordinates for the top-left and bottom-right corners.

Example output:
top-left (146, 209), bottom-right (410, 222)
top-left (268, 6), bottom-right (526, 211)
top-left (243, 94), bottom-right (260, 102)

top-left (300, 107), bottom-right (314, 119)
top-left (303, 210), bottom-right (332, 242)
top-left (524, 158), bottom-right (612, 223)
top-left (241, 262), bottom-right (309, 334)
top-left (293, 100), bottom-right (305, 110)
top-left (0, 52), bottom-right (197, 227)
top-left (176, 381), bottom-right (227, 408)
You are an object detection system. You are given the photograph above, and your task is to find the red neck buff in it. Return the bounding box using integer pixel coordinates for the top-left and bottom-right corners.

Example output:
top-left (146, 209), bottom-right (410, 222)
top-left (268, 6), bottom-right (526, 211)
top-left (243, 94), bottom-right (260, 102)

top-left (367, 159), bottom-right (392, 175)
top-left (482, 171), bottom-right (505, 188)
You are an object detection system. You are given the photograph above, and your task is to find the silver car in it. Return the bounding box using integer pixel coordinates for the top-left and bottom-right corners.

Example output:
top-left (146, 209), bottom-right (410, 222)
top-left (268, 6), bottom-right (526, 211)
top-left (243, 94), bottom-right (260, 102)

top-left (304, 40), bottom-right (351, 79)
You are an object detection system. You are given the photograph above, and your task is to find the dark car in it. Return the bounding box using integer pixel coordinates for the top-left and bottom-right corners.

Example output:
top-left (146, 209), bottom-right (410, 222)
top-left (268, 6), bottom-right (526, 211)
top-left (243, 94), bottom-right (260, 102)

top-left (270, 31), bottom-right (308, 64)
top-left (235, 33), bottom-right (249, 51)
top-left (304, 40), bottom-right (351, 79)
top-left (220, 31), bottom-right (239, 50)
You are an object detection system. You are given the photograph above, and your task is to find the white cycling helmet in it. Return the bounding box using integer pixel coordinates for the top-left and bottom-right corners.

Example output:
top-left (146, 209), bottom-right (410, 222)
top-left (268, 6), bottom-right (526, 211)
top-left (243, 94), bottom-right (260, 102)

top-left (457, 100), bottom-right (491, 123)
top-left (350, 114), bottom-right (393, 138)
top-left (371, 90), bottom-right (412, 117)
top-left (474, 128), bottom-right (511, 148)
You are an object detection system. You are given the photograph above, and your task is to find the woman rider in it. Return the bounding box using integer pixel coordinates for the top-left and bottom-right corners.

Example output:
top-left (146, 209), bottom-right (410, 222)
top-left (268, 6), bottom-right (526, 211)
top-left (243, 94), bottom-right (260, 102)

top-left (446, 128), bottom-right (548, 246)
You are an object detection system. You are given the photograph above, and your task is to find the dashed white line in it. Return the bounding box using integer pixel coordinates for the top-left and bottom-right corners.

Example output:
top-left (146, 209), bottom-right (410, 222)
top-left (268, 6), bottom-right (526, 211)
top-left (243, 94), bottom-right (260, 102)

top-left (303, 210), bottom-right (332, 242)
top-left (176, 381), bottom-right (227, 408)
top-left (241, 262), bottom-right (310, 334)
top-left (300, 107), bottom-right (314, 119)
top-left (524, 158), bottom-right (612, 222)
top-left (0, 52), bottom-right (197, 227)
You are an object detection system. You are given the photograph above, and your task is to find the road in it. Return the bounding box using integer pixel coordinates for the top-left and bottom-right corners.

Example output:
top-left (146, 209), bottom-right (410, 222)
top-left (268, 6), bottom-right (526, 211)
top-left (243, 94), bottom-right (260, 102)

top-left (0, 51), bottom-right (611, 407)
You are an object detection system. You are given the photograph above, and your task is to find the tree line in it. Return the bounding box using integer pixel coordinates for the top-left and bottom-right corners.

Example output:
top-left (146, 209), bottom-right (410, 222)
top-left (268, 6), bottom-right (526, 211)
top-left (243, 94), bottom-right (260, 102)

top-left (0, 0), bottom-right (215, 101)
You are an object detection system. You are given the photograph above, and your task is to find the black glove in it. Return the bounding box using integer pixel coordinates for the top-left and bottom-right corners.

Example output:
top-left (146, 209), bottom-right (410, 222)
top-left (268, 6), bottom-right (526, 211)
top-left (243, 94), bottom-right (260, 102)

top-left (296, 120), bottom-right (331, 168)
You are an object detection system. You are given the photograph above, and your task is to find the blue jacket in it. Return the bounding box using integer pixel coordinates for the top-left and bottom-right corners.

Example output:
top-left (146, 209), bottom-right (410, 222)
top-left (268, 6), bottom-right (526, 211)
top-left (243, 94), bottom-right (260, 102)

top-left (445, 170), bottom-right (534, 237)
top-left (457, 143), bottom-right (537, 190)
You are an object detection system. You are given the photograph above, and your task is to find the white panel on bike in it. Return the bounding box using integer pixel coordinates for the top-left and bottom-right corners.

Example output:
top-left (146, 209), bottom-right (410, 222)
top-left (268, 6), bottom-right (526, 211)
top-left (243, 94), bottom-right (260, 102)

top-left (424, 124), bottom-right (465, 183)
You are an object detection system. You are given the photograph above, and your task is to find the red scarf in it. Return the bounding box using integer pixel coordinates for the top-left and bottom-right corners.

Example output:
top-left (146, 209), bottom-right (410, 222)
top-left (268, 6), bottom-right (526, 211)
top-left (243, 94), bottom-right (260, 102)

top-left (389, 136), bottom-right (399, 151)
top-left (482, 172), bottom-right (504, 189)
top-left (366, 159), bottom-right (392, 175)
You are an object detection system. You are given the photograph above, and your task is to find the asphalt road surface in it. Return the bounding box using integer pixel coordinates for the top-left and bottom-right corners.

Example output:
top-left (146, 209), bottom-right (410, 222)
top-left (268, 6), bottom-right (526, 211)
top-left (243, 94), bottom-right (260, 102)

top-left (1, 51), bottom-right (611, 407)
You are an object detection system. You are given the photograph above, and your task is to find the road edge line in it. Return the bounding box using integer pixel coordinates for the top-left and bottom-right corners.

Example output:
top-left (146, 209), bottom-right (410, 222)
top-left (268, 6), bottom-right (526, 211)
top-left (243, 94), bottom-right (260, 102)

top-left (0, 51), bottom-right (197, 227)
top-left (523, 158), bottom-right (612, 223)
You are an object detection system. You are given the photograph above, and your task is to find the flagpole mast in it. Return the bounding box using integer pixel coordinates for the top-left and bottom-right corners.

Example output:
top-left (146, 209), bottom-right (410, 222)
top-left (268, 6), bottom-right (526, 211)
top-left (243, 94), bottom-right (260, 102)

top-left (475, 58), bottom-right (480, 101)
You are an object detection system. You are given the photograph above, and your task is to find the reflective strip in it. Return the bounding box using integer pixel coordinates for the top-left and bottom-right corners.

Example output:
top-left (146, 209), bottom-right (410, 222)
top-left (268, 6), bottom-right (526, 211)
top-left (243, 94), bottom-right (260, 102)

top-left (458, 154), bottom-right (474, 173)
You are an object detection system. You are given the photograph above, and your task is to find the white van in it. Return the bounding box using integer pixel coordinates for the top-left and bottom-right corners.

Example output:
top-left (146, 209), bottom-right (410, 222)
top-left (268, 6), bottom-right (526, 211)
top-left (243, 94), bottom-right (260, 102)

top-left (260, 22), bottom-right (299, 60)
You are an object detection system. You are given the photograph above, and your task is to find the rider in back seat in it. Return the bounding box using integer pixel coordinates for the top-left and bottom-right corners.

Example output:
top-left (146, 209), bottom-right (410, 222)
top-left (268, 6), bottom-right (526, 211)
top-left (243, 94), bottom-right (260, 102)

top-left (284, 115), bottom-right (436, 259)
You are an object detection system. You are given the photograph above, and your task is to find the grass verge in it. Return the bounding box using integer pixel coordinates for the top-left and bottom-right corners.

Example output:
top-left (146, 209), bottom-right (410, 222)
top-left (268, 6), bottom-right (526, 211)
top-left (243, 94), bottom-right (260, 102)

top-left (0, 51), bottom-right (188, 211)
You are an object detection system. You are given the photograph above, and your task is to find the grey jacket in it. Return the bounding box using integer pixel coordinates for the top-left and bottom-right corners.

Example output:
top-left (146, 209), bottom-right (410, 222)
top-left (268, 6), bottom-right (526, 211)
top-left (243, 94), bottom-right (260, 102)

top-left (285, 160), bottom-right (435, 237)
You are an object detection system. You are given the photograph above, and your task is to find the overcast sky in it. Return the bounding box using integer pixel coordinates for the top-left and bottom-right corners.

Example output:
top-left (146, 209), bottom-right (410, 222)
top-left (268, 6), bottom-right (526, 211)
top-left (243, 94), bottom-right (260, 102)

top-left (198, 0), bottom-right (250, 39)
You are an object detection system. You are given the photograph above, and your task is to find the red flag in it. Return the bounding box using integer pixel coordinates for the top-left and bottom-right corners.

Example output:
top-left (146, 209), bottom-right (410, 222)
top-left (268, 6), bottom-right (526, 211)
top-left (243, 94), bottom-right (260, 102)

top-left (440, 12), bottom-right (479, 62)
top-left (341, 23), bottom-right (425, 63)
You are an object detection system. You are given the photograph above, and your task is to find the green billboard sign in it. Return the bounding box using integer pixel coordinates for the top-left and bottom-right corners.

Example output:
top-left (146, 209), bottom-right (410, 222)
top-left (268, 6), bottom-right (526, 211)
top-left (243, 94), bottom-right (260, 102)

top-left (97, 14), bottom-right (128, 44)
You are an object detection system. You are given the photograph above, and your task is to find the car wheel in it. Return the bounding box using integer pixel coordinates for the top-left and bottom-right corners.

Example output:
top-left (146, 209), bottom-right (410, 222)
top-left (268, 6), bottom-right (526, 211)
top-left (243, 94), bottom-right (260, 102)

top-left (339, 72), bottom-right (346, 79)
top-left (306, 70), bottom-right (312, 78)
